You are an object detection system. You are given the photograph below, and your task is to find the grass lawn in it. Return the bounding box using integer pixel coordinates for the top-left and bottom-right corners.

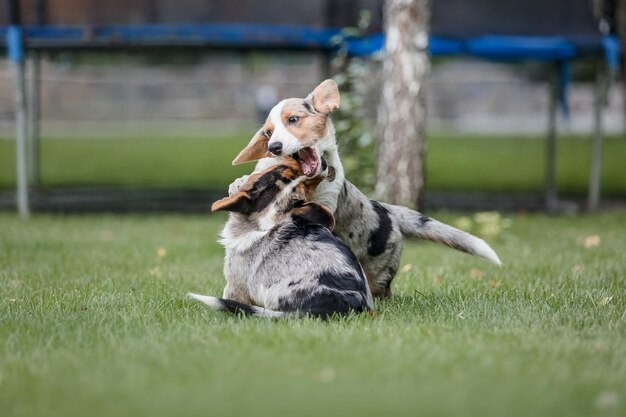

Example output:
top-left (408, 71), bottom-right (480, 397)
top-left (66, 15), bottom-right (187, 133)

top-left (0, 134), bottom-right (625, 195)
top-left (1, 211), bottom-right (624, 417)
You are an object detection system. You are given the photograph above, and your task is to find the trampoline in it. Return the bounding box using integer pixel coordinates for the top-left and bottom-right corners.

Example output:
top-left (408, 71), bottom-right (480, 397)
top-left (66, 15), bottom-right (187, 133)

top-left (2, 0), bottom-right (621, 216)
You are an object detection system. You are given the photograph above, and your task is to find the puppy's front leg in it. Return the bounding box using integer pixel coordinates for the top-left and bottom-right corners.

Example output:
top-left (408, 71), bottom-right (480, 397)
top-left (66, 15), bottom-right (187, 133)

top-left (228, 175), bottom-right (250, 196)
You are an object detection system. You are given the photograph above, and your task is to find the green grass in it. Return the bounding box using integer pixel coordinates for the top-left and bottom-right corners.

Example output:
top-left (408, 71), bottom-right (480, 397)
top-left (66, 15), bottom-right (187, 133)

top-left (0, 135), bottom-right (254, 189)
top-left (426, 134), bottom-right (626, 195)
top-left (1, 134), bottom-right (625, 194)
top-left (1, 211), bottom-right (625, 417)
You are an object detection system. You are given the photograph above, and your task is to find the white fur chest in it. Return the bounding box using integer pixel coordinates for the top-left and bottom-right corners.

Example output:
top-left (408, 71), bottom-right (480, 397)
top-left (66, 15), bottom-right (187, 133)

top-left (315, 145), bottom-right (345, 214)
top-left (219, 217), bottom-right (268, 253)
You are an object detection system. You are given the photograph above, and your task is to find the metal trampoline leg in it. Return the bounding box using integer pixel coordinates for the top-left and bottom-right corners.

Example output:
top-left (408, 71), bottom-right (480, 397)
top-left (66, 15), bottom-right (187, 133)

top-left (27, 50), bottom-right (41, 187)
top-left (587, 65), bottom-right (607, 211)
top-left (545, 66), bottom-right (558, 211)
top-left (8, 25), bottom-right (30, 218)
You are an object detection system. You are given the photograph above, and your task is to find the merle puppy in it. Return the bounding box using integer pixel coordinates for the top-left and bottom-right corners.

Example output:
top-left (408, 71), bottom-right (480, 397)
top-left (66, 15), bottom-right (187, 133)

top-left (188, 159), bottom-right (374, 318)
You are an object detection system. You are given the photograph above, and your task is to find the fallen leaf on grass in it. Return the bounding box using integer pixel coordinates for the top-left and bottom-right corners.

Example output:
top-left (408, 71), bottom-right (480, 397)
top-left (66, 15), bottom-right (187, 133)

top-left (149, 267), bottom-right (162, 278)
top-left (581, 235), bottom-right (601, 248)
top-left (433, 274), bottom-right (444, 284)
top-left (487, 278), bottom-right (500, 288)
top-left (469, 268), bottom-right (484, 279)
top-left (474, 211), bottom-right (501, 224)
top-left (457, 310), bottom-right (466, 320)
top-left (454, 216), bottom-right (473, 231)
top-left (400, 264), bottom-right (413, 273)
top-left (156, 247), bottom-right (167, 258)
top-left (600, 296), bottom-right (613, 306)
top-left (479, 224), bottom-right (503, 238)
top-left (472, 212), bottom-right (513, 238)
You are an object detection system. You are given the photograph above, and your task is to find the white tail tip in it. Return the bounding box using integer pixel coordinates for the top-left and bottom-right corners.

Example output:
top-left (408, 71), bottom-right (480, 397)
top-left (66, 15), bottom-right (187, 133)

top-left (187, 292), bottom-right (223, 308)
top-left (474, 239), bottom-right (502, 266)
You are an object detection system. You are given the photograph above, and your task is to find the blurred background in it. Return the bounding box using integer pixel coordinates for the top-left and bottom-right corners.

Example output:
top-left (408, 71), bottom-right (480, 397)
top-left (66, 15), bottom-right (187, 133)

top-left (0, 0), bottom-right (624, 214)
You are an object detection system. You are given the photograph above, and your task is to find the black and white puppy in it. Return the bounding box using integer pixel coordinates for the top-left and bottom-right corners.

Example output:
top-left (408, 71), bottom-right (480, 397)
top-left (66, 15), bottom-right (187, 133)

top-left (188, 159), bottom-right (374, 318)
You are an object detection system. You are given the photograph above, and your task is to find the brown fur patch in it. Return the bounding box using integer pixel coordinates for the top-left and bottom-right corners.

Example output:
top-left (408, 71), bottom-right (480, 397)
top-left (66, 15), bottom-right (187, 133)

top-left (303, 176), bottom-right (325, 200)
top-left (232, 80), bottom-right (340, 161)
top-left (211, 191), bottom-right (251, 213)
top-left (281, 99), bottom-right (328, 146)
top-left (291, 202), bottom-right (335, 231)
top-left (214, 159), bottom-right (327, 223)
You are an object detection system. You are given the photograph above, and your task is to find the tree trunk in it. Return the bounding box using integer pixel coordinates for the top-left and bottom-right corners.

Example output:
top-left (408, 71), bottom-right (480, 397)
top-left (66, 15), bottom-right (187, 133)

top-left (375, 0), bottom-right (430, 209)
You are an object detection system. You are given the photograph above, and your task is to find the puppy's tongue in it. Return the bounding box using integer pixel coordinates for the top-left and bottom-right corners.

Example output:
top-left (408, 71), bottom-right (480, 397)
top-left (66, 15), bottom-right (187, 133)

top-left (297, 147), bottom-right (319, 177)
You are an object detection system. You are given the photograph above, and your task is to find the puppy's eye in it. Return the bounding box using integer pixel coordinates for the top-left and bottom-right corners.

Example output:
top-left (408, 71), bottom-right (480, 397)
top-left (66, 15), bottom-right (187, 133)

top-left (265, 130), bottom-right (273, 138)
top-left (288, 116), bottom-right (299, 125)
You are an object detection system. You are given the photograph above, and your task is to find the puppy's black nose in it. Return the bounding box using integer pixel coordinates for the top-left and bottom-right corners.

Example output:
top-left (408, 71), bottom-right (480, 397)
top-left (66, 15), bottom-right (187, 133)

top-left (268, 142), bottom-right (283, 155)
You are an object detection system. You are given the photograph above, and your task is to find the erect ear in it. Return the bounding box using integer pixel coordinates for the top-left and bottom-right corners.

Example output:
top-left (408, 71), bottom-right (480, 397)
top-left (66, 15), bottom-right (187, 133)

top-left (211, 192), bottom-right (251, 214)
top-left (306, 79), bottom-right (340, 114)
top-left (291, 202), bottom-right (335, 231)
top-left (232, 131), bottom-right (269, 165)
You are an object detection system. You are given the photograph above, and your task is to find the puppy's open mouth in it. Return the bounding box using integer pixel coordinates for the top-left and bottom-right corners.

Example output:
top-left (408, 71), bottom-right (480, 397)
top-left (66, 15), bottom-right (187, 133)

top-left (291, 147), bottom-right (320, 177)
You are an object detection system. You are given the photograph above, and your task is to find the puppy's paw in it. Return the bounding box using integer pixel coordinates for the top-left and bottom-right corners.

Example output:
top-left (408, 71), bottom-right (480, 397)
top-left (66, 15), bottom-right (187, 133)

top-left (228, 175), bottom-right (250, 196)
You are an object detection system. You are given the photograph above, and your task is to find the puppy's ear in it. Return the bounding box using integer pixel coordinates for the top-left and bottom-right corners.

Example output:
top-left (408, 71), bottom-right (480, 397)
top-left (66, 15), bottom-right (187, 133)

top-left (291, 202), bottom-right (335, 231)
top-left (306, 79), bottom-right (340, 114)
top-left (232, 131), bottom-right (269, 165)
top-left (303, 176), bottom-right (325, 200)
top-left (211, 192), bottom-right (251, 214)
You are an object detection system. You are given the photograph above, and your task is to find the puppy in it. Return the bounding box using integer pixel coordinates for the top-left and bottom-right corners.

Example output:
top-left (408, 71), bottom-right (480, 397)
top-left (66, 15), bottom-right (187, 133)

top-left (229, 79), bottom-right (501, 298)
top-left (188, 159), bottom-right (374, 318)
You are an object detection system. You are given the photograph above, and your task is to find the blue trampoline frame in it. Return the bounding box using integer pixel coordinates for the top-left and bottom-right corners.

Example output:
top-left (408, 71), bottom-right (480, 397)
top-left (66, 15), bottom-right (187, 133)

top-left (1, 23), bottom-right (618, 63)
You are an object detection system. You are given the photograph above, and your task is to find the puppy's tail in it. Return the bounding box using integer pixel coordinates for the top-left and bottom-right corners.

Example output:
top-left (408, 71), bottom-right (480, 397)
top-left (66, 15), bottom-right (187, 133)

top-left (187, 293), bottom-right (287, 318)
top-left (384, 204), bottom-right (502, 266)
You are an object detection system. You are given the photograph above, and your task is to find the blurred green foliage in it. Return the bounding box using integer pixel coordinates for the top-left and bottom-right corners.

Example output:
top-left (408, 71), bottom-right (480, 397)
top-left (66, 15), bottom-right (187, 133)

top-left (331, 10), bottom-right (378, 193)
